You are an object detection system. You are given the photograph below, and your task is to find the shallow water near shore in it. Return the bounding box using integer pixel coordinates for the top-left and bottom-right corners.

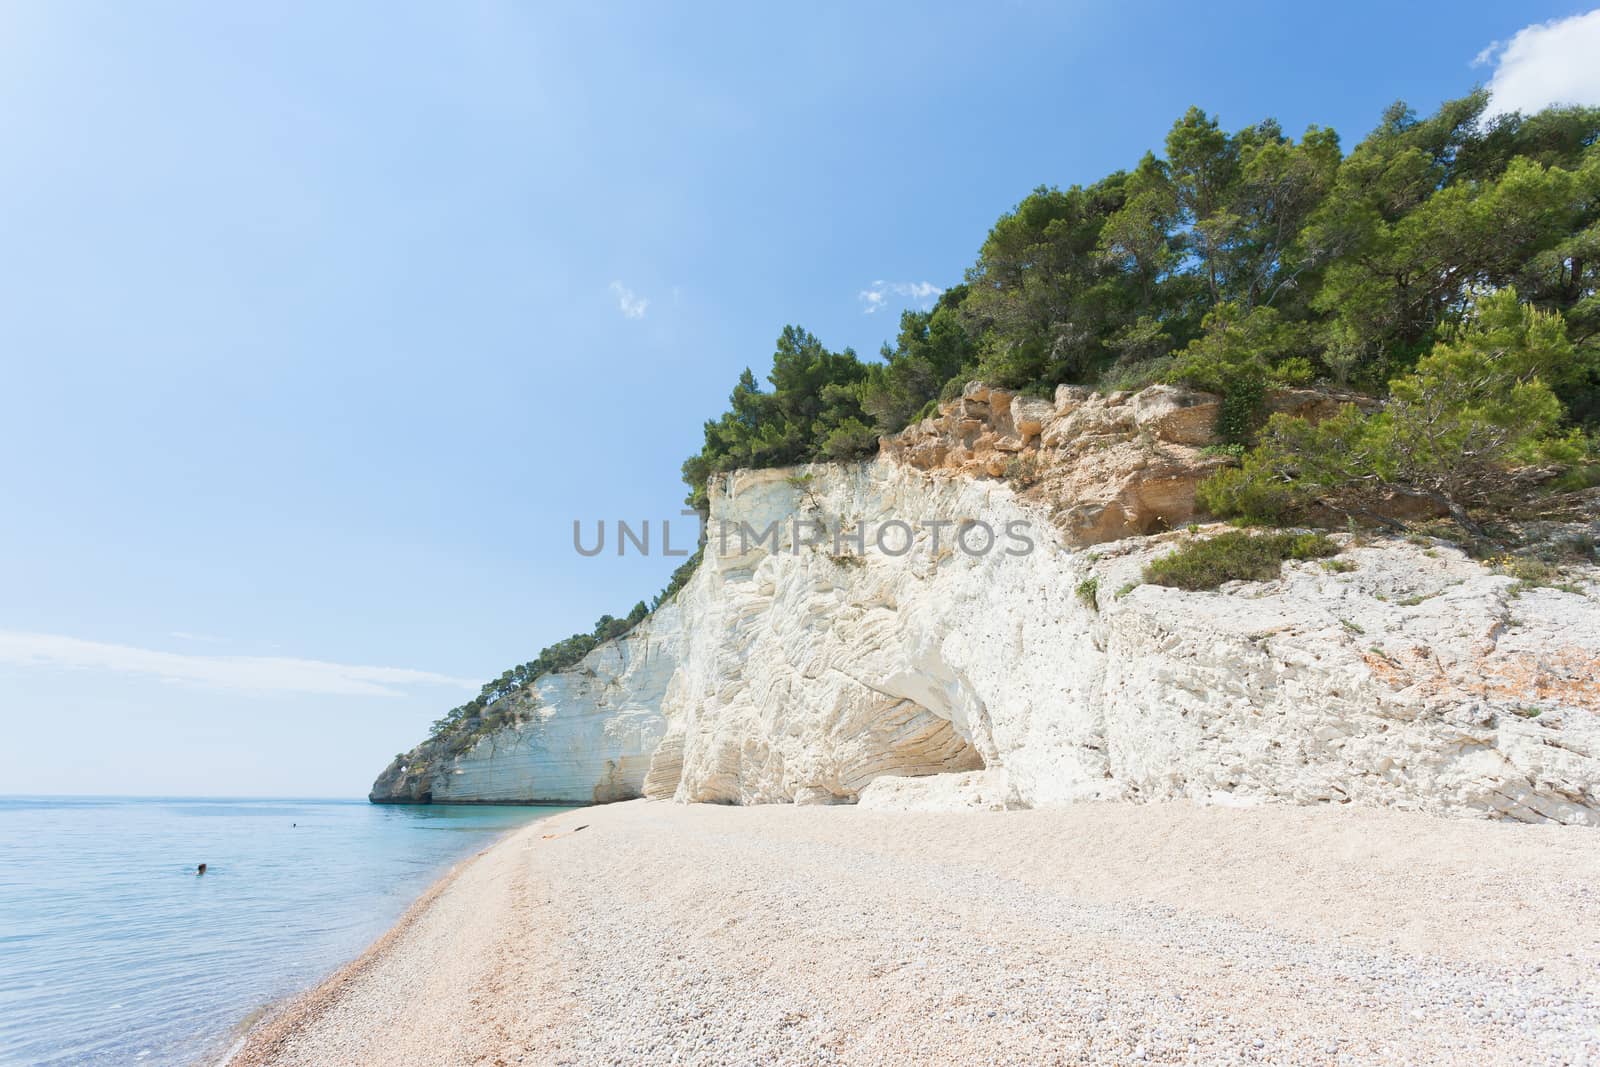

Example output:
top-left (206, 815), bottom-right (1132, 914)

top-left (0, 795), bottom-right (573, 1066)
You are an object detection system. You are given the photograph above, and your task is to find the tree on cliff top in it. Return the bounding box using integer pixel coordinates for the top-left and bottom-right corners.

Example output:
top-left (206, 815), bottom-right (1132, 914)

top-left (681, 93), bottom-right (1600, 510)
top-left (681, 326), bottom-right (876, 510)
top-left (1198, 289), bottom-right (1591, 528)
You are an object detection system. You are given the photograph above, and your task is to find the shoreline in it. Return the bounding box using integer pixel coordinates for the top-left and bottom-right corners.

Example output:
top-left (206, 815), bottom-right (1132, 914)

top-left (215, 840), bottom-right (491, 1067)
top-left (222, 799), bottom-right (1600, 1065)
top-left (218, 809), bottom-right (568, 1067)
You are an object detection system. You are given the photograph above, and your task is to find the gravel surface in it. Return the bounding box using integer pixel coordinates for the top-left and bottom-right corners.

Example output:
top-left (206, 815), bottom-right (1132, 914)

top-left (226, 799), bottom-right (1600, 1066)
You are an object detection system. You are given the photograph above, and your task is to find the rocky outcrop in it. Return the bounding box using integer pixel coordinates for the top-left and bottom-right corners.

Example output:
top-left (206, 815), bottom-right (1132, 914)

top-left (880, 382), bottom-right (1387, 547)
top-left (369, 602), bottom-right (683, 804)
top-left (372, 382), bottom-right (1600, 824)
top-left (883, 382), bottom-right (1236, 545)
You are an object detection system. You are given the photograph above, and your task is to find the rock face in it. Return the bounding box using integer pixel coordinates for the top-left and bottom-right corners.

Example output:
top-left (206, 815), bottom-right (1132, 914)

top-left (879, 381), bottom-right (1383, 546)
top-left (642, 455), bottom-right (1600, 824)
top-left (881, 381), bottom-right (1239, 545)
top-left (369, 601), bottom-right (683, 804)
top-left (372, 382), bottom-right (1600, 825)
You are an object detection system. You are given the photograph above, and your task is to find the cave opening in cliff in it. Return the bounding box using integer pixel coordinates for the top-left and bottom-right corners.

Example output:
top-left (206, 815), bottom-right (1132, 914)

top-left (839, 698), bottom-right (987, 798)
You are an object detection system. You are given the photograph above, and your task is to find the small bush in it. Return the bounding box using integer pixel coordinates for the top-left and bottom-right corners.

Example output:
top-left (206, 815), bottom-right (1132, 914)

top-left (819, 417), bottom-right (879, 462)
top-left (1200, 443), bottom-right (1246, 459)
top-left (1483, 553), bottom-right (1583, 595)
top-left (1195, 464), bottom-right (1294, 525)
top-left (1097, 355), bottom-right (1174, 393)
top-left (1144, 531), bottom-right (1340, 590)
top-left (1550, 463), bottom-right (1600, 492)
top-left (1486, 553), bottom-right (1558, 584)
top-left (1075, 576), bottom-right (1100, 611)
top-left (786, 473), bottom-right (824, 510)
top-left (1565, 533), bottom-right (1597, 559)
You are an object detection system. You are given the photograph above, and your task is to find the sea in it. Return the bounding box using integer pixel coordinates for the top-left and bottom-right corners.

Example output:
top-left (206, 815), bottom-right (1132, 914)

top-left (0, 796), bottom-right (573, 1066)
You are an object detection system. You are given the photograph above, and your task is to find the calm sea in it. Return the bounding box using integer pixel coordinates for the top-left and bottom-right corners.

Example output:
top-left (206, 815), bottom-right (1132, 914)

top-left (0, 796), bottom-right (573, 1066)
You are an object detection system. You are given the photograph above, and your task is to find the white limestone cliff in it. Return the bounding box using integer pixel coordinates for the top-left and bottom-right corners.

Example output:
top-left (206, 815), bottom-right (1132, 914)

top-left (369, 600), bottom-right (683, 804)
top-left (373, 384), bottom-right (1600, 824)
top-left (643, 459), bottom-right (1600, 824)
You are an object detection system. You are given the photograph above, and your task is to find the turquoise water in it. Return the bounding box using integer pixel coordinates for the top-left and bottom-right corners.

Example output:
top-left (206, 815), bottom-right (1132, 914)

top-left (0, 796), bottom-right (574, 1066)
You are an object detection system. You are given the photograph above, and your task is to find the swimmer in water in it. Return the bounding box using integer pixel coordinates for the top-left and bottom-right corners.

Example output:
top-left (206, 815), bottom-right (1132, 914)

top-left (197, 863), bottom-right (207, 875)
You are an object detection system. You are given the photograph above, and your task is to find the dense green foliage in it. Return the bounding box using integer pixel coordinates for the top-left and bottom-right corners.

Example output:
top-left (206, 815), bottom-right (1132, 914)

top-left (1199, 290), bottom-right (1590, 526)
top-left (682, 91), bottom-right (1600, 506)
top-left (1143, 531), bottom-right (1340, 590)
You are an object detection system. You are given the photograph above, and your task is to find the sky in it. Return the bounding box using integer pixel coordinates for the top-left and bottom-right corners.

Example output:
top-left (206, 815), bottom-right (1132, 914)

top-left (2, 2), bottom-right (1598, 797)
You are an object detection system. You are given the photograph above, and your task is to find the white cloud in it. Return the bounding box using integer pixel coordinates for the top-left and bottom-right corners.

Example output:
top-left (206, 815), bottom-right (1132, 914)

top-left (0, 630), bottom-right (479, 697)
top-left (858, 280), bottom-right (943, 315)
top-left (1478, 9), bottom-right (1600, 116)
top-left (609, 281), bottom-right (649, 319)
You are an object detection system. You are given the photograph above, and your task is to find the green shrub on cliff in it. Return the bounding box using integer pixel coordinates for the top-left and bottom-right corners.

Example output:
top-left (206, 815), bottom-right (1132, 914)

top-left (1144, 531), bottom-right (1339, 590)
top-left (1166, 304), bottom-right (1316, 444)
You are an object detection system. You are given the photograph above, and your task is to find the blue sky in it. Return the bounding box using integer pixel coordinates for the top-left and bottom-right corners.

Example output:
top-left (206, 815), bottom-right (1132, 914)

top-left (2, 2), bottom-right (1596, 796)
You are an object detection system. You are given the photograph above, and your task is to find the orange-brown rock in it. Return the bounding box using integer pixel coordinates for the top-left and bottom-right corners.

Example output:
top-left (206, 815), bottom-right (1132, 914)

top-left (880, 381), bottom-right (1368, 546)
top-left (882, 382), bottom-right (1222, 544)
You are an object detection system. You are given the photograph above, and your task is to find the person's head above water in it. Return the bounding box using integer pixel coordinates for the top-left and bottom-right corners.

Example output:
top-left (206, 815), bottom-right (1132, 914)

top-left (196, 863), bottom-right (207, 875)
